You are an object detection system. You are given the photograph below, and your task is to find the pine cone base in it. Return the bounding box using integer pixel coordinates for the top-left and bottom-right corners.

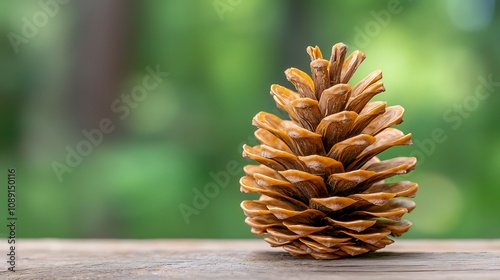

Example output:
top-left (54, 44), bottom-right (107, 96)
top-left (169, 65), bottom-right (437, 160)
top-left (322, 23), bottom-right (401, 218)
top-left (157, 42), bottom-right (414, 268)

top-left (240, 43), bottom-right (418, 259)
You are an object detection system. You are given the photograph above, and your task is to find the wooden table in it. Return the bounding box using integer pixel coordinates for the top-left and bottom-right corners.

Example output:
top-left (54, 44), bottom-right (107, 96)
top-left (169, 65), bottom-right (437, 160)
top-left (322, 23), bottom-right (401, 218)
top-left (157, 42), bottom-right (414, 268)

top-left (2, 239), bottom-right (500, 279)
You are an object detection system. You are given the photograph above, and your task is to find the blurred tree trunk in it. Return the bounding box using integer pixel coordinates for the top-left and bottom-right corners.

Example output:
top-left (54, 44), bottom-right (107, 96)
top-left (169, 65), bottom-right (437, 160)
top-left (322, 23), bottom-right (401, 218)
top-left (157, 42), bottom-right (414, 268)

top-left (283, 0), bottom-right (313, 66)
top-left (69, 0), bottom-right (133, 238)
top-left (69, 0), bottom-right (133, 131)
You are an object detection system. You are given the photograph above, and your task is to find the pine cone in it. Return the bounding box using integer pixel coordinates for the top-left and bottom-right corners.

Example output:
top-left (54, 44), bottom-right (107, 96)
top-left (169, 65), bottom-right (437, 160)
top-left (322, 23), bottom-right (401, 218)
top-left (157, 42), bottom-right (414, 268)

top-left (240, 43), bottom-right (418, 259)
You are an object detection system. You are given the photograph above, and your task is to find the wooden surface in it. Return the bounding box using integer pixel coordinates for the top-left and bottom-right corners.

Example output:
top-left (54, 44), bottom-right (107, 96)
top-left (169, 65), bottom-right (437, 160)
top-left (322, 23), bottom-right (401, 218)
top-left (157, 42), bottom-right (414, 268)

top-left (2, 239), bottom-right (500, 279)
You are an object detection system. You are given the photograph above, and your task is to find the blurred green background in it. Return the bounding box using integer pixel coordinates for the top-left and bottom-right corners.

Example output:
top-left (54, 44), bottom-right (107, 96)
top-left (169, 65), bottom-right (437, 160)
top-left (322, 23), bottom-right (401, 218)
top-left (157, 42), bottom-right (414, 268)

top-left (0, 0), bottom-right (499, 239)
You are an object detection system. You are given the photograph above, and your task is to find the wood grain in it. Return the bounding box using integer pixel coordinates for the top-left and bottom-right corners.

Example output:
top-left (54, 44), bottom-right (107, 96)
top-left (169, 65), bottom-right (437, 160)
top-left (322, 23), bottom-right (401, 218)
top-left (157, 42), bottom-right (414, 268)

top-left (2, 239), bottom-right (500, 279)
